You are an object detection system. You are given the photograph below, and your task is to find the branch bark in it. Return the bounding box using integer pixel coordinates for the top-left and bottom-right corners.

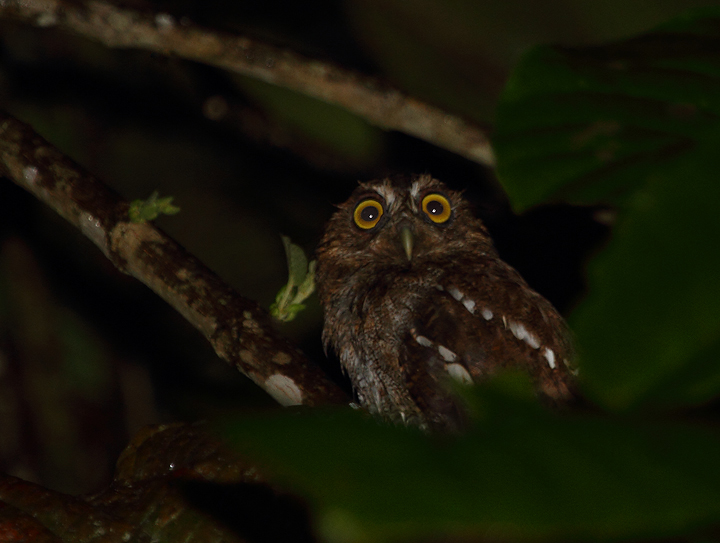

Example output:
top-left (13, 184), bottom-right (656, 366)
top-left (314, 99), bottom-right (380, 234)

top-left (0, 422), bottom-right (267, 542)
top-left (0, 111), bottom-right (349, 408)
top-left (0, 0), bottom-right (495, 167)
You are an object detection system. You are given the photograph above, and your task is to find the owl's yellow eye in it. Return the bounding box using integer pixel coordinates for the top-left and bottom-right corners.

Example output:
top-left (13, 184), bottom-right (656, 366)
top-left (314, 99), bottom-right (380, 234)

top-left (354, 199), bottom-right (384, 230)
top-left (421, 193), bottom-right (452, 224)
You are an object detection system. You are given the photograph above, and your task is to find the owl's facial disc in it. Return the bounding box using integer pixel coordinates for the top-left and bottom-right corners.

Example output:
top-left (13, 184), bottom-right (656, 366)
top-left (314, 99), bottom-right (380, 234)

top-left (346, 182), bottom-right (468, 265)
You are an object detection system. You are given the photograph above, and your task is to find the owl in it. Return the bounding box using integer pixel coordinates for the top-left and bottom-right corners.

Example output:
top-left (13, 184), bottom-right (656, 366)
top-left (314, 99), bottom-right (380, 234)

top-left (316, 175), bottom-right (576, 431)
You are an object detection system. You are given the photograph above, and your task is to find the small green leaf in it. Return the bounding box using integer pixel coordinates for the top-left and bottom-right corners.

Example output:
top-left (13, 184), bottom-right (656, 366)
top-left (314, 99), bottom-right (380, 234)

top-left (295, 260), bottom-right (317, 302)
top-left (284, 304), bottom-right (306, 321)
top-left (282, 235), bottom-right (309, 287)
top-left (270, 236), bottom-right (316, 322)
top-left (129, 190), bottom-right (181, 223)
top-left (273, 284), bottom-right (289, 304)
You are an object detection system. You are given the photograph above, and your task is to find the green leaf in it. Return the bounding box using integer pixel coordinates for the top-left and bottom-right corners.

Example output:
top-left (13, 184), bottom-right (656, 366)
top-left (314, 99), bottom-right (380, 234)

top-left (570, 143), bottom-right (720, 410)
top-left (283, 235), bottom-right (309, 287)
top-left (493, 8), bottom-right (720, 410)
top-left (221, 386), bottom-right (720, 543)
top-left (295, 260), bottom-right (317, 302)
top-left (128, 190), bottom-right (181, 223)
top-left (270, 236), bottom-right (316, 322)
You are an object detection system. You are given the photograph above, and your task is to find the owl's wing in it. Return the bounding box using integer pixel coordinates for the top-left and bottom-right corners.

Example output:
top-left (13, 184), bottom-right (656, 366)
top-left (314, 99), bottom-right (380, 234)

top-left (402, 259), bottom-right (576, 428)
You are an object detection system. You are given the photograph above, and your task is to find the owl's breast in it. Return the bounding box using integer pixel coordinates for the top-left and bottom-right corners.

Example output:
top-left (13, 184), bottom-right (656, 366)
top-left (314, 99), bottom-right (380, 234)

top-left (323, 262), bottom-right (481, 425)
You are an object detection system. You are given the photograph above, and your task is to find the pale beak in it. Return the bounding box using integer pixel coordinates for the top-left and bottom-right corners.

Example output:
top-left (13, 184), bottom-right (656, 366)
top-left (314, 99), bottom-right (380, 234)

top-left (400, 226), bottom-right (414, 261)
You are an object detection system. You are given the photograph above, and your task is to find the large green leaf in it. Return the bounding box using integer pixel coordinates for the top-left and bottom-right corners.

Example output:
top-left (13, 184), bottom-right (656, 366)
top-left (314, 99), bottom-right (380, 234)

top-left (494, 8), bottom-right (720, 410)
top-left (222, 385), bottom-right (720, 543)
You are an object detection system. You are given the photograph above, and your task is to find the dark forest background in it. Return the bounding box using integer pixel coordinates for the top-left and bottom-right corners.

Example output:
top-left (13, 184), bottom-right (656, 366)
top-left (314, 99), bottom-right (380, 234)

top-left (0, 0), bottom-right (716, 516)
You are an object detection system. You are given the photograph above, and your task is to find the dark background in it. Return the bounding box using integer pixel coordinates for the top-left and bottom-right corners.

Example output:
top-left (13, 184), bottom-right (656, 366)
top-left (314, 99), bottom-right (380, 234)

top-left (0, 0), bottom-right (713, 494)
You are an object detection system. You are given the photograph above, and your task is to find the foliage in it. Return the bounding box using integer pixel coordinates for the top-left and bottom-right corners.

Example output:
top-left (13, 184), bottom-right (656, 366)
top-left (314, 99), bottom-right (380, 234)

top-left (494, 5), bottom-right (720, 411)
top-left (222, 7), bottom-right (720, 543)
top-left (128, 190), bottom-right (181, 223)
top-left (224, 379), bottom-right (720, 543)
top-left (270, 236), bottom-right (317, 322)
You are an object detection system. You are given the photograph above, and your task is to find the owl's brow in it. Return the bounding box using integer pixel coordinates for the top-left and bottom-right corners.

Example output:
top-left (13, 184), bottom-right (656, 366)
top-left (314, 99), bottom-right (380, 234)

top-left (371, 184), bottom-right (397, 207)
top-left (410, 180), bottom-right (421, 199)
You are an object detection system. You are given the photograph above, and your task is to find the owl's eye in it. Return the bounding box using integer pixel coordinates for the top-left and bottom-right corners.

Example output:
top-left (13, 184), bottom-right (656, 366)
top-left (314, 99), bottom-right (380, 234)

top-left (354, 199), bottom-right (384, 230)
top-left (421, 193), bottom-right (452, 224)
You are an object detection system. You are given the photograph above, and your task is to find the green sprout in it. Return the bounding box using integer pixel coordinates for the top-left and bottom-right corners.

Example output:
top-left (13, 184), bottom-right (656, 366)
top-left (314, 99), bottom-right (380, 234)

top-left (128, 191), bottom-right (181, 223)
top-left (270, 236), bottom-right (316, 322)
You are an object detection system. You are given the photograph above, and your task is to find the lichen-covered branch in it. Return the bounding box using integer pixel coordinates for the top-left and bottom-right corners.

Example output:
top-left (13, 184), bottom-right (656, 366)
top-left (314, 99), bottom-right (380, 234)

top-left (0, 0), bottom-right (495, 167)
top-left (0, 111), bottom-right (349, 408)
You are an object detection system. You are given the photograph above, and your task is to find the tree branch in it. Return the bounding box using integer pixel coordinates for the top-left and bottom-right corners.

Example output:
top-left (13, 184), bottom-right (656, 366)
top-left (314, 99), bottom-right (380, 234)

top-left (0, 111), bottom-right (349, 408)
top-left (0, 0), bottom-right (495, 167)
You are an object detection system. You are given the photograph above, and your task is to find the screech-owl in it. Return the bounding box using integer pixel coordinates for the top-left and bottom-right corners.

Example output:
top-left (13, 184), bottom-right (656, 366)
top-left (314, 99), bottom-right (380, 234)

top-left (316, 174), bottom-right (576, 431)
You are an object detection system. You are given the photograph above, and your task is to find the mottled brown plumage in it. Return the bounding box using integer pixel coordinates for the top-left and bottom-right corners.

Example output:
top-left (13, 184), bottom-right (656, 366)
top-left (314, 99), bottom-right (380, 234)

top-left (316, 175), bottom-right (576, 431)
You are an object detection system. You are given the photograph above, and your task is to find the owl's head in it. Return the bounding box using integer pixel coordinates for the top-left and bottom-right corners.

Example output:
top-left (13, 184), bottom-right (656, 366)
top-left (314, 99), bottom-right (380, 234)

top-left (317, 175), bottom-right (494, 275)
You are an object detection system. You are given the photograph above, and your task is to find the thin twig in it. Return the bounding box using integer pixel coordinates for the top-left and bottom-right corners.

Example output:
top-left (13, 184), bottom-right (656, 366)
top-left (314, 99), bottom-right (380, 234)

top-left (0, 111), bottom-right (349, 408)
top-left (0, 0), bottom-right (495, 167)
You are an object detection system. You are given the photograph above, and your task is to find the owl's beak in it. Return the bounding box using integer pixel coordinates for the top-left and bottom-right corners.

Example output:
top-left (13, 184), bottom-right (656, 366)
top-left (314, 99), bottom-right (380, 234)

top-left (400, 226), bottom-right (414, 261)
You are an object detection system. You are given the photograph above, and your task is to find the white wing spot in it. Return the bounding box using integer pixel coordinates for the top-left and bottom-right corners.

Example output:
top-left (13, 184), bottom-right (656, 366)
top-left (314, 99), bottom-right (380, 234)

top-left (509, 321), bottom-right (527, 341)
top-left (447, 286), bottom-right (463, 301)
top-left (508, 320), bottom-right (540, 349)
top-left (446, 363), bottom-right (473, 385)
top-left (264, 374), bottom-right (303, 406)
top-left (524, 332), bottom-right (541, 350)
top-left (543, 348), bottom-right (557, 369)
top-left (437, 345), bottom-right (457, 362)
top-left (415, 335), bottom-right (433, 347)
top-left (481, 308), bottom-right (493, 321)
top-left (462, 298), bottom-right (476, 314)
